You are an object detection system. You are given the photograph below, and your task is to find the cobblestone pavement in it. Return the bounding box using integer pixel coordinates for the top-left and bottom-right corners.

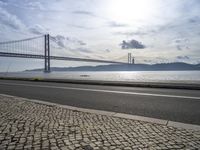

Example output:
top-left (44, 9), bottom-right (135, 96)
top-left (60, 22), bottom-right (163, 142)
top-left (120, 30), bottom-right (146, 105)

top-left (0, 95), bottom-right (199, 150)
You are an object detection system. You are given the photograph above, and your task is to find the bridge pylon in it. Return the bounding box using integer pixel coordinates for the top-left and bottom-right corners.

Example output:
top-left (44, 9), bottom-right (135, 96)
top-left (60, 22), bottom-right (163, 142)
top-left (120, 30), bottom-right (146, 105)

top-left (44, 34), bottom-right (50, 72)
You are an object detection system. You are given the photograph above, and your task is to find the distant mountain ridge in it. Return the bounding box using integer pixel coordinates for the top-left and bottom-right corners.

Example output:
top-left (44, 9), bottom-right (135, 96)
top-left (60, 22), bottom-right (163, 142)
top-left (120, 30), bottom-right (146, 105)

top-left (26, 62), bottom-right (200, 72)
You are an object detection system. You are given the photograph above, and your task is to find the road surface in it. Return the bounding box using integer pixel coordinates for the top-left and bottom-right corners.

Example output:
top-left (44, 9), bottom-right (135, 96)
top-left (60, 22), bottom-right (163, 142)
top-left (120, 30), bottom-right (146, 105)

top-left (0, 79), bottom-right (200, 125)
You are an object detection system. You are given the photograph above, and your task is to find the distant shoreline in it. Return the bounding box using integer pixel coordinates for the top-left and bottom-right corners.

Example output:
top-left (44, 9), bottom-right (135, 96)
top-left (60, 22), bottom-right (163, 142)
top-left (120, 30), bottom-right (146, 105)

top-left (25, 62), bottom-right (200, 72)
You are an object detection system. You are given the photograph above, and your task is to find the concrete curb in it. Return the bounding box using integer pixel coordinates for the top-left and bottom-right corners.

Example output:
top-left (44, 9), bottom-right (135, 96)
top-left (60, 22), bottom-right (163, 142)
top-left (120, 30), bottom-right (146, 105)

top-left (1, 93), bottom-right (200, 131)
top-left (167, 121), bottom-right (200, 131)
top-left (113, 113), bottom-right (168, 125)
top-left (1, 77), bottom-right (200, 90)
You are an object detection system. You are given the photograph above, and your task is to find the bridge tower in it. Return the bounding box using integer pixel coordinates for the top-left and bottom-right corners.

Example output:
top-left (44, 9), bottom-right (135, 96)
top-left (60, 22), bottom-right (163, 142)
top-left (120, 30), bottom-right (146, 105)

top-left (44, 34), bottom-right (50, 72)
top-left (128, 53), bottom-right (132, 64)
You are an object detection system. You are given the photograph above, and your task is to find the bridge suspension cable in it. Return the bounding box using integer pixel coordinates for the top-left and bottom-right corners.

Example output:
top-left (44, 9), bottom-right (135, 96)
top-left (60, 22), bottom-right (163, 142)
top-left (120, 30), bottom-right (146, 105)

top-left (0, 35), bottom-right (44, 55)
top-left (0, 35), bottom-right (44, 45)
top-left (0, 34), bottom-right (126, 72)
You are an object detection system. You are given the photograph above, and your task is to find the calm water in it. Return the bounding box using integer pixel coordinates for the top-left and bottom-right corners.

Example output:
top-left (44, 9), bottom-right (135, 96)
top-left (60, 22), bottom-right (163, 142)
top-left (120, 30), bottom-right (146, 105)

top-left (1, 71), bottom-right (200, 84)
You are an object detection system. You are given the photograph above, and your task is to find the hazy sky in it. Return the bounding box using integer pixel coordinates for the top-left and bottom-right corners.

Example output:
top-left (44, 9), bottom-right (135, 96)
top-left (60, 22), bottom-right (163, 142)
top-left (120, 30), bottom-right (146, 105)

top-left (0, 0), bottom-right (200, 71)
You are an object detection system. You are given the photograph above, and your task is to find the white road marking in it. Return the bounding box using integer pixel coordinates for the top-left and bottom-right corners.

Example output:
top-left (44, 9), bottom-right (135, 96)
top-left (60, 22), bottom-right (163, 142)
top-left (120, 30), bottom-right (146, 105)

top-left (0, 82), bottom-right (200, 100)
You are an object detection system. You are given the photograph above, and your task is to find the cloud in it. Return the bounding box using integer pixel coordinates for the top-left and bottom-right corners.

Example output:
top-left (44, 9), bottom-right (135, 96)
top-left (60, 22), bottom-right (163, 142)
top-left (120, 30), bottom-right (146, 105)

top-left (177, 46), bottom-right (190, 51)
top-left (105, 49), bottom-right (111, 52)
top-left (0, 7), bottom-right (25, 30)
top-left (174, 38), bottom-right (189, 43)
top-left (114, 29), bottom-right (157, 37)
top-left (176, 45), bottom-right (182, 50)
top-left (120, 39), bottom-right (146, 49)
top-left (69, 24), bottom-right (94, 30)
top-left (29, 24), bottom-right (48, 35)
top-left (77, 40), bottom-right (86, 46)
top-left (115, 31), bottom-right (148, 36)
top-left (177, 56), bottom-right (190, 60)
top-left (150, 14), bottom-right (200, 39)
top-left (72, 10), bottom-right (95, 17)
top-left (188, 16), bottom-right (200, 24)
top-left (175, 39), bottom-right (181, 43)
top-left (50, 34), bottom-right (87, 49)
top-left (25, 1), bottom-right (45, 10)
top-left (174, 38), bottom-right (190, 51)
top-left (108, 21), bottom-right (128, 27)
top-left (155, 57), bottom-right (169, 63)
top-left (144, 59), bottom-right (153, 63)
top-left (75, 48), bottom-right (92, 53)
top-left (0, 0), bottom-right (7, 6)
top-left (71, 10), bottom-right (106, 21)
top-left (50, 35), bottom-right (68, 49)
top-left (50, 35), bottom-right (65, 48)
top-left (49, 34), bottom-right (92, 56)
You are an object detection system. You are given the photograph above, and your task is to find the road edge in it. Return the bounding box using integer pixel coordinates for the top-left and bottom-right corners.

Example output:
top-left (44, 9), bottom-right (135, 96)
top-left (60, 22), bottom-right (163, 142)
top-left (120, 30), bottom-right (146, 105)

top-left (1, 93), bottom-right (200, 131)
top-left (0, 77), bottom-right (200, 90)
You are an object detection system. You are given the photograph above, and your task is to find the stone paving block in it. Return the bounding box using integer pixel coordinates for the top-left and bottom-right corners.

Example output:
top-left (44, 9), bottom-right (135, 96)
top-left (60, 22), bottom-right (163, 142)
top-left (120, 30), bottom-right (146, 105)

top-left (0, 95), bottom-right (200, 150)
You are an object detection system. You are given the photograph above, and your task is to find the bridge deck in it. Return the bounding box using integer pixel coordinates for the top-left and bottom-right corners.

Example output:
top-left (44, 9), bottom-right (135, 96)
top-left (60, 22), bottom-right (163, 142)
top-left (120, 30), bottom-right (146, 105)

top-left (0, 52), bottom-right (124, 64)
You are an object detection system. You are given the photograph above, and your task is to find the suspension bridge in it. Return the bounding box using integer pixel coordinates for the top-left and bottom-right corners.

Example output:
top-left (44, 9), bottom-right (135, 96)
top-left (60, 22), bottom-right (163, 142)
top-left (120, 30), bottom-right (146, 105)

top-left (0, 34), bottom-right (125, 72)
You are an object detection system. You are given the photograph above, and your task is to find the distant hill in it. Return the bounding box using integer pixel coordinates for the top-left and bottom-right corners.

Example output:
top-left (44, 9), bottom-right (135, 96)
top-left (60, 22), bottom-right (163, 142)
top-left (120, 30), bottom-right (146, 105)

top-left (26, 62), bottom-right (200, 72)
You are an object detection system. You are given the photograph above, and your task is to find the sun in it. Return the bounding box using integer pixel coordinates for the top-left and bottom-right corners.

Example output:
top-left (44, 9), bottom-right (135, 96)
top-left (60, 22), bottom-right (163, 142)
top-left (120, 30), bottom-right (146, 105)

top-left (106, 0), bottom-right (155, 23)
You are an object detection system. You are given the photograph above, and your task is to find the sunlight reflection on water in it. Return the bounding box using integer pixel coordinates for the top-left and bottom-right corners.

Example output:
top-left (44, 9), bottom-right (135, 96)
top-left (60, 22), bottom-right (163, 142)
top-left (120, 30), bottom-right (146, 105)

top-left (1, 71), bottom-right (200, 83)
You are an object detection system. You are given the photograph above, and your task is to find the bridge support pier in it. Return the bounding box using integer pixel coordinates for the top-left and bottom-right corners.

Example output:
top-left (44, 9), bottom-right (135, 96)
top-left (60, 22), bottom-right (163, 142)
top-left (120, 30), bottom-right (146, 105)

top-left (44, 34), bottom-right (50, 72)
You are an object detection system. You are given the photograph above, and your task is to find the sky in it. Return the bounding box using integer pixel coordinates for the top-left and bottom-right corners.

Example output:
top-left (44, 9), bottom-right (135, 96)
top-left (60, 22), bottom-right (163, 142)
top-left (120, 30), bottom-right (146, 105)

top-left (0, 0), bottom-right (200, 71)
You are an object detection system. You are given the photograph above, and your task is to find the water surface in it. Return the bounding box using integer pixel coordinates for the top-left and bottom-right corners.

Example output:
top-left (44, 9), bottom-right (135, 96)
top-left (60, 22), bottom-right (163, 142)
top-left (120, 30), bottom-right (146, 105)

top-left (1, 71), bottom-right (200, 84)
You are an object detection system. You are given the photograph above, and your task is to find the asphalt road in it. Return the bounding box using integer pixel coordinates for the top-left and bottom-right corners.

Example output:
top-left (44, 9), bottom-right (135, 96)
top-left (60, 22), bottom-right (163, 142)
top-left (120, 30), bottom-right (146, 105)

top-left (0, 79), bottom-right (200, 125)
